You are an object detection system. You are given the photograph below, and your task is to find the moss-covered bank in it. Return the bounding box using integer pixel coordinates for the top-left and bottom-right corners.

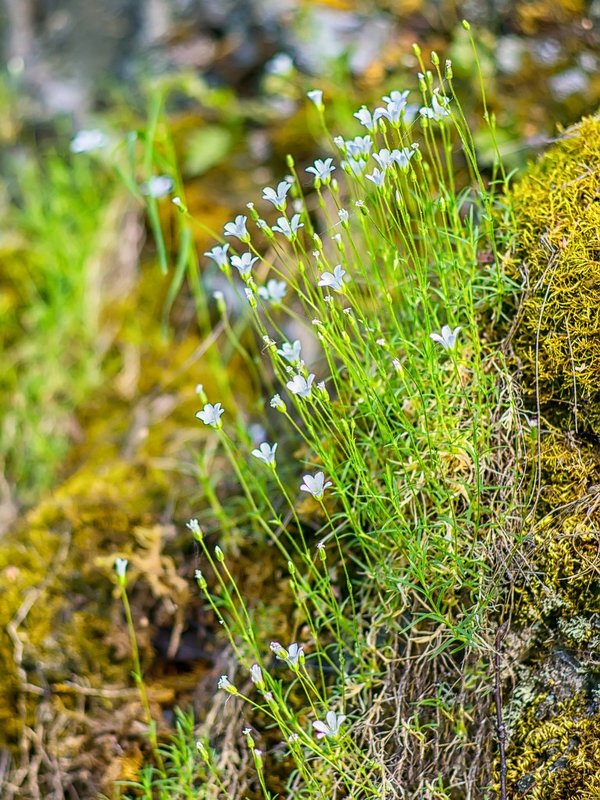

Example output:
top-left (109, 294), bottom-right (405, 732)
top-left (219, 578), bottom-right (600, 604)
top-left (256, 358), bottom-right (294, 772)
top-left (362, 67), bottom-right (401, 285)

top-left (502, 113), bottom-right (600, 799)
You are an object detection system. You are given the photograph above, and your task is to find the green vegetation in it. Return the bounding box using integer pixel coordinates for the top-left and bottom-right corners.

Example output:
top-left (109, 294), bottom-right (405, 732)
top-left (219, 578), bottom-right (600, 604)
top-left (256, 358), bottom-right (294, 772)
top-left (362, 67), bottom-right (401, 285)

top-left (2, 24), bottom-right (599, 800)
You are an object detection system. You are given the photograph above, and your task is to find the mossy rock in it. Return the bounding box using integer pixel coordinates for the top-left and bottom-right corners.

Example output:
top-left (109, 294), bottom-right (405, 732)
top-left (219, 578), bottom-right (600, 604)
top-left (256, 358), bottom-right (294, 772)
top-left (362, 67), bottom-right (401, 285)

top-left (504, 114), bottom-right (600, 798)
top-left (508, 113), bottom-right (600, 435)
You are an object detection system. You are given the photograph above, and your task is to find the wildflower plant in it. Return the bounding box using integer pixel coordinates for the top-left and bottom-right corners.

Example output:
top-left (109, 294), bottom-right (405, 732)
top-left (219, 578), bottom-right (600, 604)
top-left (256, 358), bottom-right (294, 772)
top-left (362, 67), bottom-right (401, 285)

top-left (127, 28), bottom-right (518, 800)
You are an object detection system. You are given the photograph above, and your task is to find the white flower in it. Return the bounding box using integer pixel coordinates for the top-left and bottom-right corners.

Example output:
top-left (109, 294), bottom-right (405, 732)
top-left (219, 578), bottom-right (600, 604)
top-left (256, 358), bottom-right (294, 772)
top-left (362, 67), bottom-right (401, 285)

top-left (374, 89), bottom-right (411, 124)
top-left (196, 402), bottom-right (225, 428)
top-left (306, 158), bottom-right (336, 183)
top-left (272, 213), bottom-right (304, 240)
top-left (338, 209), bottom-right (349, 224)
top-left (270, 393), bottom-right (286, 411)
top-left (307, 89), bottom-right (324, 109)
top-left (430, 324), bottom-right (462, 350)
top-left (343, 158), bottom-right (367, 175)
top-left (366, 168), bottom-right (386, 188)
top-left (345, 135), bottom-right (372, 158)
top-left (70, 129), bottom-right (108, 153)
top-left (231, 252), bottom-right (258, 277)
top-left (204, 244), bottom-right (230, 268)
top-left (262, 181), bottom-right (292, 210)
top-left (420, 90), bottom-right (451, 121)
top-left (392, 147), bottom-right (415, 170)
top-left (114, 557), bottom-right (128, 579)
top-left (373, 148), bottom-right (395, 170)
top-left (224, 214), bottom-right (250, 242)
top-left (277, 340), bottom-right (302, 363)
top-left (287, 373), bottom-right (315, 397)
top-left (250, 664), bottom-right (264, 686)
top-left (258, 279), bottom-right (287, 304)
top-left (313, 710), bottom-right (346, 740)
top-left (186, 519), bottom-right (201, 537)
top-left (300, 471), bottom-right (332, 499)
top-left (353, 106), bottom-right (377, 131)
top-left (270, 641), bottom-right (304, 667)
top-left (217, 675), bottom-right (237, 694)
top-left (252, 442), bottom-right (277, 465)
top-left (318, 265), bottom-right (347, 293)
top-left (141, 175), bottom-right (174, 198)
top-left (266, 52), bottom-right (294, 75)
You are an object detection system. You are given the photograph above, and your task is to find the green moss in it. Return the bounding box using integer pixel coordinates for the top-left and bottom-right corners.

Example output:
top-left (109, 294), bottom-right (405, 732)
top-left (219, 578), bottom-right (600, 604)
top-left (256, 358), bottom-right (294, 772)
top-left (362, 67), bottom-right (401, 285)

top-left (503, 114), bottom-right (600, 798)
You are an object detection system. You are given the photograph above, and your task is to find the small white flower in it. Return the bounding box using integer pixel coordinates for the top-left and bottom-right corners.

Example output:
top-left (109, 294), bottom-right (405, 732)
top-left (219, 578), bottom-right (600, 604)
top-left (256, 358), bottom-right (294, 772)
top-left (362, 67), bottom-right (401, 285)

top-left (353, 106), bottom-right (377, 131)
top-left (430, 324), bottom-right (462, 350)
top-left (204, 244), bottom-right (230, 268)
top-left (262, 181), bottom-right (292, 209)
top-left (373, 148), bottom-right (395, 170)
top-left (307, 89), bottom-right (324, 109)
top-left (287, 373), bottom-right (315, 398)
top-left (272, 213), bottom-right (304, 240)
top-left (266, 52), bottom-right (294, 75)
top-left (252, 442), bottom-right (278, 465)
top-left (343, 157), bottom-right (367, 175)
top-left (217, 675), bottom-right (237, 694)
top-left (270, 393), bottom-right (286, 411)
top-left (306, 158), bottom-right (336, 183)
top-left (70, 129), bottom-right (108, 153)
top-left (318, 264), bottom-right (347, 293)
top-left (196, 402), bottom-right (225, 428)
top-left (288, 733), bottom-right (299, 743)
top-left (114, 557), bottom-right (128, 579)
top-left (186, 519), bottom-right (201, 536)
top-left (366, 168), bottom-right (386, 188)
top-left (392, 147), bottom-right (415, 170)
top-left (258, 279), bottom-right (287, 304)
top-left (250, 664), bottom-right (264, 686)
top-left (338, 208), bottom-right (349, 223)
top-left (142, 175), bottom-right (174, 198)
top-left (277, 340), bottom-right (302, 363)
top-left (256, 218), bottom-right (269, 230)
top-left (300, 471), bottom-right (332, 499)
top-left (224, 215), bottom-right (250, 242)
top-left (270, 641), bottom-right (304, 667)
top-left (231, 252), bottom-right (258, 277)
top-left (313, 710), bottom-right (346, 740)
top-left (420, 90), bottom-right (451, 121)
top-left (345, 135), bottom-right (373, 158)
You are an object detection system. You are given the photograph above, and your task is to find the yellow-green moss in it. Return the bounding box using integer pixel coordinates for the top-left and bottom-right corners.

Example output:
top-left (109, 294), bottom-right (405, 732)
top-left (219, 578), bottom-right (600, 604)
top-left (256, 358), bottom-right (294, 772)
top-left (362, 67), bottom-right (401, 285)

top-left (503, 114), bottom-right (600, 798)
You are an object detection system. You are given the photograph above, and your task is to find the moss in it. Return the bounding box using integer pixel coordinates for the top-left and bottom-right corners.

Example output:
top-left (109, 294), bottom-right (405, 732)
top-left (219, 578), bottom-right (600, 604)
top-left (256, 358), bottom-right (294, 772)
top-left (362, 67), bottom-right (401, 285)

top-left (0, 265), bottom-right (246, 792)
top-left (503, 114), bottom-right (600, 797)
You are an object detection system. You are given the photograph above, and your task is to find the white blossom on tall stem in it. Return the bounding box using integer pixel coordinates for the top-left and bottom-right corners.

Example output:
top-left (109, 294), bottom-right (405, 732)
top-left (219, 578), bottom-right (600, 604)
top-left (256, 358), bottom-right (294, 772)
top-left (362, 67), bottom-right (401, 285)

top-left (318, 265), bottom-right (347, 293)
top-left (231, 252), bottom-right (258, 277)
top-left (313, 710), bottom-right (346, 740)
top-left (277, 340), bottom-right (302, 364)
top-left (366, 168), bottom-right (386, 188)
top-left (272, 213), bottom-right (304, 240)
top-left (270, 641), bottom-right (304, 667)
top-left (306, 158), bottom-right (336, 184)
top-left (224, 214), bottom-right (250, 242)
top-left (196, 402), bottom-right (225, 428)
top-left (300, 471), bottom-right (332, 500)
top-left (287, 373), bottom-right (315, 398)
top-left (70, 129), bottom-right (108, 153)
top-left (353, 106), bottom-right (378, 131)
top-left (430, 324), bottom-right (461, 350)
top-left (420, 90), bottom-right (451, 121)
top-left (307, 89), bottom-right (324, 109)
top-left (262, 181), bottom-right (292, 210)
top-left (204, 244), bottom-right (230, 268)
top-left (141, 175), bottom-right (174, 198)
top-left (251, 442), bottom-right (277, 466)
top-left (258, 279), bottom-right (287, 305)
